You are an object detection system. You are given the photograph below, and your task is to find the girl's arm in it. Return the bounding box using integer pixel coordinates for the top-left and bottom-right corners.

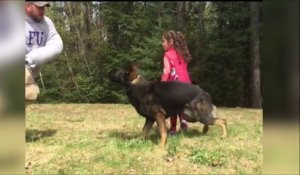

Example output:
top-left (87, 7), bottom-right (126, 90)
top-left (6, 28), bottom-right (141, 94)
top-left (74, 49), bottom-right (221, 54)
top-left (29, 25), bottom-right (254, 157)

top-left (161, 56), bottom-right (171, 82)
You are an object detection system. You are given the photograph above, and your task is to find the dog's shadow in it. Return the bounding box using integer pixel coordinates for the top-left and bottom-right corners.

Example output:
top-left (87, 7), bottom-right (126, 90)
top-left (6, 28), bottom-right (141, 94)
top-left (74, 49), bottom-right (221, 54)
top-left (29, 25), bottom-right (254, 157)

top-left (108, 130), bottom-right (141, 140)
top-left (26, 129), bottom-right (57, 142)
top-left (181, 128), bottom-right (204, 138)
top-left (107, 126), bottom-right (205, 145)
top-left (107, 126), bottom-right (162, 145)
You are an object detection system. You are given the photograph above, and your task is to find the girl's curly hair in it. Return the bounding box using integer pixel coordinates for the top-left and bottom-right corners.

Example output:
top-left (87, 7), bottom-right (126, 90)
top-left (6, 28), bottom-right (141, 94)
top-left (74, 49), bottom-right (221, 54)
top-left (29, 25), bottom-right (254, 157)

top-left (162, 30), bottom-right (192, 63)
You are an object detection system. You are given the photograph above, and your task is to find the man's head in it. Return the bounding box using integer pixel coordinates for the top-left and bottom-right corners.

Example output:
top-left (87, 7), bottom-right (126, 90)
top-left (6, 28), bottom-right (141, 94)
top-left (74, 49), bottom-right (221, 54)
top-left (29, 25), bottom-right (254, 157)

top-left (25, 1), bottom-right (50, 22)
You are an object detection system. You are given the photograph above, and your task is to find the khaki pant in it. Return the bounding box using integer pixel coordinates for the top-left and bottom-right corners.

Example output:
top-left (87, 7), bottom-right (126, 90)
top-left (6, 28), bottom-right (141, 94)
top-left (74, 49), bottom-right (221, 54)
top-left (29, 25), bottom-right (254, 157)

top-left (25, 66), bottom-right (40, 100)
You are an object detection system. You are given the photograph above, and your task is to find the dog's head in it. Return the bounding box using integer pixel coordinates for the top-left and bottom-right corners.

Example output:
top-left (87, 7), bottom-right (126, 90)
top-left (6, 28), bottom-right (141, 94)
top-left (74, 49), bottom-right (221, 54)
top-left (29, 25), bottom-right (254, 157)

top-left (108, 63), bottom-right (140, 87)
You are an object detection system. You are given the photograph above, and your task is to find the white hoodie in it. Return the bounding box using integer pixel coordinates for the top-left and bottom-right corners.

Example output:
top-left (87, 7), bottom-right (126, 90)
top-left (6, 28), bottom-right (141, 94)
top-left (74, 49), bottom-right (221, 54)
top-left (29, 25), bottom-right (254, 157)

top-left (25, 14), bottom-right (63, 76)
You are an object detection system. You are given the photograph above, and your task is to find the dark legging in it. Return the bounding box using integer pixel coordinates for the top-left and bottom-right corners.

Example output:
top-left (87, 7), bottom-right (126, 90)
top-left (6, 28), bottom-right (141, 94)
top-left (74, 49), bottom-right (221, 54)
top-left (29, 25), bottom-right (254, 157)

top-left (169, 114), bottom-right (187, 131)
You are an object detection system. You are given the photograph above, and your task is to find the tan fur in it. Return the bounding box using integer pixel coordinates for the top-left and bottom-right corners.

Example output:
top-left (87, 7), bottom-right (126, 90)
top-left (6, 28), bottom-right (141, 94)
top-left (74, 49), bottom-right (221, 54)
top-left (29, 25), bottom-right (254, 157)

top-left (25, 66), bottom-right (40, 100)
top-left (214, 118), bottom-right (227, 138)
top-left (131, 75), bottom-right (142, 84)
top-left (128, 65), bottom-right (139, 82)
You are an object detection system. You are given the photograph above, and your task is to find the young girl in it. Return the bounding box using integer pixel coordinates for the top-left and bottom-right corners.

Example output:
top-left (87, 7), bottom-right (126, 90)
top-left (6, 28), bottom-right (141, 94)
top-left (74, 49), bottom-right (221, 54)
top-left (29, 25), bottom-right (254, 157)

top-left (161, 30), bottom-right (192, 135)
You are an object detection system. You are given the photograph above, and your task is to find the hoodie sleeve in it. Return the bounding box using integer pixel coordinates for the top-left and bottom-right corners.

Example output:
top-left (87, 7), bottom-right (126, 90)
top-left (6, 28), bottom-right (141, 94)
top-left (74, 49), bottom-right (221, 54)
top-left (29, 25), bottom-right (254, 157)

top-left (25, 17), bottom-right (63, 66)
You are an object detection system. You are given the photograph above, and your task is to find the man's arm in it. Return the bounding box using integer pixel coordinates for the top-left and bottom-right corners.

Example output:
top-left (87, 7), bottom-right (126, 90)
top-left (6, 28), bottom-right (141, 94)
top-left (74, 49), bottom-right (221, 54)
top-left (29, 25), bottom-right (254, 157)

top-left (25, 17), bottom-right (63, 67)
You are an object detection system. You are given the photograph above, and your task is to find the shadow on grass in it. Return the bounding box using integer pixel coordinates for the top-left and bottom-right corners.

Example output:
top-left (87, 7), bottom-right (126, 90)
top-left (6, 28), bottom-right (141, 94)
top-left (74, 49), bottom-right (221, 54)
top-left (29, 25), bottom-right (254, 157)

top-left (108, 130), bottom-right (141, 140)
top-left (181, 128), bottom-right (204, 138)
top-left (107, 127), bottom-right (161, 145)
top-left (26, 129), bottom-right (57, 142)
top-left (105, 126), bottom-right (205, 145)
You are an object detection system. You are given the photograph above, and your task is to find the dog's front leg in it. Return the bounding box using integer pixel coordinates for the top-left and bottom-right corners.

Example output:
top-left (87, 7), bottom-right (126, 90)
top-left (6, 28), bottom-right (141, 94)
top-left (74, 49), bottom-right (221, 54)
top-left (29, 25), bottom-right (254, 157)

top-left (142, 118), bottom-right (155, 139)
top-left (202, 124), bottom-right (209, 134)
top-left (154, 113), bottom-right (167, 147)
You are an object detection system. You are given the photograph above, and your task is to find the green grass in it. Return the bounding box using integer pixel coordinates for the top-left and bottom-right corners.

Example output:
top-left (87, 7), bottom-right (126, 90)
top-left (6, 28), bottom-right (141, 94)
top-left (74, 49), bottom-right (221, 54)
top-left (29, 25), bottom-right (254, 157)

top-left (26, 104), bottom-right (262, 174)
top-left (189, 149), bottom-right (225, 166)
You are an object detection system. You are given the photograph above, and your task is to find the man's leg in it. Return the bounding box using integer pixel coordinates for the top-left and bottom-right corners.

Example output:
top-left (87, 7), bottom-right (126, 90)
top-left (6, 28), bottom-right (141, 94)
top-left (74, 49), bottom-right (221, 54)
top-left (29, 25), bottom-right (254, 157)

top-left (25, 66), bottom-right (40, 101)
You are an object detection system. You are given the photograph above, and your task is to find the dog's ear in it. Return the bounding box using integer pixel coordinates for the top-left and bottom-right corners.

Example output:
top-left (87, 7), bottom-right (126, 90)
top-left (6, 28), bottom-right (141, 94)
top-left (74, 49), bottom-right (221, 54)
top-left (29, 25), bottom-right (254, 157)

top-left (123, 62), bottom-right (138, 82)
top-left (130, 63), bottom-right (138, 72)
top-left (130, 61), bottom-right (139, 70)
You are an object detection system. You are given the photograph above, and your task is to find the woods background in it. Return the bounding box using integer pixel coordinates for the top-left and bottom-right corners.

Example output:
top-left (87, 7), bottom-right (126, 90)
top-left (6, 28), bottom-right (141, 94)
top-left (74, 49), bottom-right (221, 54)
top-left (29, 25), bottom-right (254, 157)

top-left (36, 1), bottom-right (262, 108)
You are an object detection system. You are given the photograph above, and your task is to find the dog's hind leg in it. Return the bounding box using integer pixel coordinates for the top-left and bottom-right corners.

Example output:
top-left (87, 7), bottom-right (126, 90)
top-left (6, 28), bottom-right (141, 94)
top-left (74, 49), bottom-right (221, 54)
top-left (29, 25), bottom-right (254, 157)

top-left (154, 113), bottom-right (167, 147)
top-left (201, 117), bottom-right (227, 138)
top-left (142, 118), bottom-right (155, 139)
top-left (214, 118), bottom-right (227, 138)
top-left (205, 105), bottom-right (227, 137)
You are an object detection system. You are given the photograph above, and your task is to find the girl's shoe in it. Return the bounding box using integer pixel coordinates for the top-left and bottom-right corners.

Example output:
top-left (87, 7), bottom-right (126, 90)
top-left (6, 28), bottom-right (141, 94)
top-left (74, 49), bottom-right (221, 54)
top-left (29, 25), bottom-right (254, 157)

top-left (168, 130), bottom-right (177, 136)
top-left (180, 122), bottom-right (188, 131)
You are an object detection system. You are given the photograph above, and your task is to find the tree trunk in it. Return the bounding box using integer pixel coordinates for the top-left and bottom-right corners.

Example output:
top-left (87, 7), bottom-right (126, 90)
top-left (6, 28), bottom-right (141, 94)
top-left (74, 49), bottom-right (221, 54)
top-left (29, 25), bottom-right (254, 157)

top-left (84, 2), bottom-right (92, 51)
top-left (250, 2), bottom-right (262, 108)
top-left (66, 2), bottom-right (93, 78)
top-left (176, 2), bottom-right (185, 31)
top-left (197, 2), bottom-right (206, 60)
top-left (158, 2), bottom-right (164, 29)
top-left (180, 2), bottom-right (206, 85)
top-left (65, 2), bottom-right (75, 32)
top-left (84, 2), bottom-right (91, 34)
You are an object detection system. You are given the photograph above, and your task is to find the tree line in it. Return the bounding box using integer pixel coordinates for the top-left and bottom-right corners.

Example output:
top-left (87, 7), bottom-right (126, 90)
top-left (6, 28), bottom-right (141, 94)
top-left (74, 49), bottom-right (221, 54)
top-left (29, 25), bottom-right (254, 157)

top-left (37, 1), bottom-right (262, 108)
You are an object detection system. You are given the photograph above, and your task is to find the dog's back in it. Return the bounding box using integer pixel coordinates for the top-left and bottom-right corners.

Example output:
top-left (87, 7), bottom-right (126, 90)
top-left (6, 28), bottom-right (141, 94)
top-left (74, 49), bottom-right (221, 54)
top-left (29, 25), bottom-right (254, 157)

top-left (150, 81), bottom-right (212, 116)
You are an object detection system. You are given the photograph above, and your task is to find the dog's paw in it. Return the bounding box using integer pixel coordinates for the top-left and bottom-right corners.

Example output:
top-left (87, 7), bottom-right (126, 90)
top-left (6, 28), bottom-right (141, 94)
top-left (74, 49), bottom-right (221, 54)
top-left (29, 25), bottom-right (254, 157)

top-left (221, 134), bottom-right (227, 139)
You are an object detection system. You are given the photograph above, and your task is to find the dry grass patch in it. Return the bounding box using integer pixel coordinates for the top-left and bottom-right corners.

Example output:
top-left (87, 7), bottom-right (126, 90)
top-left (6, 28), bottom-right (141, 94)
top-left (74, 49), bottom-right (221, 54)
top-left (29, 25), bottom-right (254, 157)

top-left (26, 104), bottom-right (262, 174)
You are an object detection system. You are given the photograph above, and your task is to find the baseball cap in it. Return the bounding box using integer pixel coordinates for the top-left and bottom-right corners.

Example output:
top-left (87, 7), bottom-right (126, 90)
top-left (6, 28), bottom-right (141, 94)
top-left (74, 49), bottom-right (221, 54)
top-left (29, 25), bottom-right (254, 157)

top-left (28, 1), bottom-right (50, 7)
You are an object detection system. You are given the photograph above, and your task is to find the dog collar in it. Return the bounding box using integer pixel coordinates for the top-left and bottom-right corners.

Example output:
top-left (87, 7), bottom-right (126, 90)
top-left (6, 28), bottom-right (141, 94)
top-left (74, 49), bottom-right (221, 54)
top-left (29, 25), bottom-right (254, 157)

top-left (131, 75), bottom-right (142, 84)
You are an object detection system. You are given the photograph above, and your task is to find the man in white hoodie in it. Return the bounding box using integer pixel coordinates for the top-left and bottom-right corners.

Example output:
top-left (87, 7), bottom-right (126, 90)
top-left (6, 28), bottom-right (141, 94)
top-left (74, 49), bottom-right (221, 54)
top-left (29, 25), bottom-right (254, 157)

top-left (25, 1), bottom-right (63, 100)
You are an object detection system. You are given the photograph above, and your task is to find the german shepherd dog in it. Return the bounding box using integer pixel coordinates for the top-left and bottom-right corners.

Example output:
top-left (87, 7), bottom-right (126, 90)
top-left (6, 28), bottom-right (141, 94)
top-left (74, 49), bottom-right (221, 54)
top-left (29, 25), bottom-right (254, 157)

top-left (109, 63), bottom-right (227, 147)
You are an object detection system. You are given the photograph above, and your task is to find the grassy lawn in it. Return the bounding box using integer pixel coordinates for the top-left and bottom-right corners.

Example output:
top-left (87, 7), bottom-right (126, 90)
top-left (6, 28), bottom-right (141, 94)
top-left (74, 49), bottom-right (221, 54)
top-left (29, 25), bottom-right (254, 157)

top-left (26, 104), bottom-right (262, 174)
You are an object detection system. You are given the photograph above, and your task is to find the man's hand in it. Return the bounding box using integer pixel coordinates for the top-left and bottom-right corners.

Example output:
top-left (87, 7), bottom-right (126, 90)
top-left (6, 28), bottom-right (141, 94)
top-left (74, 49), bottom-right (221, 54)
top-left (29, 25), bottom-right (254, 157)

top-left (25, 57), bottom-right (37, 72)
